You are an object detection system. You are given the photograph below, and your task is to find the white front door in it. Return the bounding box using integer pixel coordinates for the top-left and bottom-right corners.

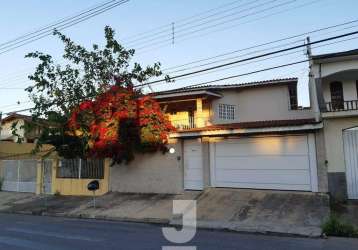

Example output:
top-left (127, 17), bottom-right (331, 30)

top-left (184, 139), bottom-right (203, 190)
top-left (210, 135), bottom-right (318, 191)
top-left (343, 129), bottom-right (358, 199)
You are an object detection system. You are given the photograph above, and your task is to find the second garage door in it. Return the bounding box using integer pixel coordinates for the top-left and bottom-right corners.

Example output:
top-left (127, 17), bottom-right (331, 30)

top-left (210, 135), bottom-right (317, 191)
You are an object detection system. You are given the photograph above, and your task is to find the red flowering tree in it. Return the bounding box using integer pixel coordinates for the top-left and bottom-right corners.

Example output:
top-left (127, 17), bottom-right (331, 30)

top-left (19, 26), bottom-right (172, 162)
top-left (67, 85), bottom-right (175, 164)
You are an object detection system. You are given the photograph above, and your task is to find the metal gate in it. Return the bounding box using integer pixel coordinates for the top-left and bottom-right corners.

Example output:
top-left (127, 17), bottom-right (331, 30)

top-left (1, 160), bottom-right (38, 193)
top-left (43, 160), bottom-right (52, 194)
top-left (343, 129), bottom-right (358, 199)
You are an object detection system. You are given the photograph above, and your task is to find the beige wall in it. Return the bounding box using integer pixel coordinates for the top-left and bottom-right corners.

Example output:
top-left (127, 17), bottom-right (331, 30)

top-left (323, 117), bottom-right (358, 172)
top-left (109, 139), bottom-right (184, 194)
top-left (314, 129), bottom-right (329, 192)
top-left (211, 86), bottom-right (314, 124)
top-left (0, 141), bottom-right (56, 159)
top-left (311, 60), bottom-right (358, 78)
top-left (53, 159), bottom-right (110, 196)
top-left (165, 85), bottom-right (314, 128)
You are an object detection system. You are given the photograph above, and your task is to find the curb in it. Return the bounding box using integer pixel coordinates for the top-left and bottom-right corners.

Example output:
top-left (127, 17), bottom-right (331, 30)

top-left (1, 209), bottom-right (322, 239)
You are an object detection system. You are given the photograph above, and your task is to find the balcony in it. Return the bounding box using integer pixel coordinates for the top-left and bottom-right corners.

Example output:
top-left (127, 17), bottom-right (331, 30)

top-left (325, 100), bottom-right (358, 112)
top-left (170, 116), bottom-right (197, 130)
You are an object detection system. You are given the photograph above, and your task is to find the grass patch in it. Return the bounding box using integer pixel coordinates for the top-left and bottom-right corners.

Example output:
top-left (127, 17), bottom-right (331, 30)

top-left (322, 215), bottom-right (358, 237)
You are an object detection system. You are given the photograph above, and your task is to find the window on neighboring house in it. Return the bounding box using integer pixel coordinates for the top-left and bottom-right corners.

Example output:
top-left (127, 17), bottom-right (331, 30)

top-left (57, 158), bottom-right (104, 179)
top-left (288, 85), bottom-right (298, 110)
top-left (330, 81), bottom-right (344, 110)
top-left (356, 80), bottom-right (358, 100)
top-left (218, 104), bottom-right (236, 120)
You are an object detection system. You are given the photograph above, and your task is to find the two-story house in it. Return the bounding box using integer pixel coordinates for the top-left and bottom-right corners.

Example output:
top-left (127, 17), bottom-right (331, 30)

top-left (0, 114), bottom-right (43, 143)
top-left (310, 49), bottom-right (358, 201)
top-left (110, 78), bottom-right (327, 195)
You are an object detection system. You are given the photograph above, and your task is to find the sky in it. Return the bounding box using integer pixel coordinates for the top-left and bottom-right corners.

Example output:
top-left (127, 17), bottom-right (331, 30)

top-left (0, 0), bottom-right (358, 115)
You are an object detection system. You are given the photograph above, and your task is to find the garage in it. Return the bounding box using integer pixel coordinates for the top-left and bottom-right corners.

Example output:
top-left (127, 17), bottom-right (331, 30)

top-left (209, 134), bottom-right (318, 191)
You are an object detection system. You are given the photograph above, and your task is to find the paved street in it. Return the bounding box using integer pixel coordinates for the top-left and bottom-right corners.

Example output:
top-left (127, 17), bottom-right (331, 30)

top-left (0, 214), bottom-right (357, 250)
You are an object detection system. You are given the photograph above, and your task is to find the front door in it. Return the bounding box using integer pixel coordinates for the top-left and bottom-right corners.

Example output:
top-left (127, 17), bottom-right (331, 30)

top-left (184, 139), bottom-right (203, 190)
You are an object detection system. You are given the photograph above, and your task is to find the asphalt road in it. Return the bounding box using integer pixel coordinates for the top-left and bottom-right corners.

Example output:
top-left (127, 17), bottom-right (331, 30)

top-left (0, 213), bottom-right (357, 250)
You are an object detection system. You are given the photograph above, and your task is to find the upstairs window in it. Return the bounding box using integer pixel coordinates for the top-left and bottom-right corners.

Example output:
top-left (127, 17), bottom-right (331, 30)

top-left (218, 104), bottom-right (236, 120)
top-left (288, 85), bottom-right (298, 110)
top-left (330, 81), bottom-right (344, 110)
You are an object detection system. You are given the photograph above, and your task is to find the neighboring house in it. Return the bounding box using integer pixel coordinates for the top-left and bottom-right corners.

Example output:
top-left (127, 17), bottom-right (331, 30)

top-left (110, 78), bottom-right (327, 195)
top-left (0, 114), bottom-right (43, 143)
top-left (0, 141), bottom-right (110, 196)
top-left (309, 49), bottom-right (358, 201)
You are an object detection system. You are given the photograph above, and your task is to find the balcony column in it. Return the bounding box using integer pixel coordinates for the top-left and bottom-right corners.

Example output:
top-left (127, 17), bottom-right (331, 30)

top-left (196, 98), bottom-right (205, 128)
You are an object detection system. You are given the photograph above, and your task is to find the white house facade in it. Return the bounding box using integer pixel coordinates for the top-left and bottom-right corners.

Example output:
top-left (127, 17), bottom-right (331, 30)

top-left (110, 79), bottom-right (328, 195)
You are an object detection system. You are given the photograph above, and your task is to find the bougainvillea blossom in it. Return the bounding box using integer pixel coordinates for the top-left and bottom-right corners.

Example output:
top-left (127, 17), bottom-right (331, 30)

top-left (67, 85), bottom-right (175, 163)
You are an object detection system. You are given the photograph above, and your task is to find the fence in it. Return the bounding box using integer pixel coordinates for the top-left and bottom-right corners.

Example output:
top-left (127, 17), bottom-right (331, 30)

top-left (57, 158), bottom-right (104, 179)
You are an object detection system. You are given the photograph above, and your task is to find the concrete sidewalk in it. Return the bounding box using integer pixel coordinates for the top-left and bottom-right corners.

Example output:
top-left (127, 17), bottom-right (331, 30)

top-left (0, 189), bottom-right (329, 237)
top-left (171, 188), bottom-right (330, 237)
top-left (0, 191), bottom-right (200, 224)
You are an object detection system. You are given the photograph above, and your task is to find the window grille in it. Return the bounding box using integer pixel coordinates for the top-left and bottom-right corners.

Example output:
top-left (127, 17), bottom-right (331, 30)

top-left (57, 158), bottom-right (104, 179)
top-left (218, 104), bottom-right (236, 120)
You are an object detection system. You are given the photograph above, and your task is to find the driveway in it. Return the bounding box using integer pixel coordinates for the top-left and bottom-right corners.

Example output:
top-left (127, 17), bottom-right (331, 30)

top-left (172, 188), bottom-right (330, 237)
top-left (0, 213), bottom-right (356, 250)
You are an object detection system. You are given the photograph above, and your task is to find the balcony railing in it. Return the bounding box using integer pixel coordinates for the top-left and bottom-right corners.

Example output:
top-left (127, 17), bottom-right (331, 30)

top-left (170, 116), bottom-right (196, 130)
top-left (325, 100), bottom-right (358, 112)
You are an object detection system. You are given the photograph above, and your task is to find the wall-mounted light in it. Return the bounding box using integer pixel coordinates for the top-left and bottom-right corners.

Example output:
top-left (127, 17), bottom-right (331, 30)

top-left (169, 147), bottom-right (176, 154)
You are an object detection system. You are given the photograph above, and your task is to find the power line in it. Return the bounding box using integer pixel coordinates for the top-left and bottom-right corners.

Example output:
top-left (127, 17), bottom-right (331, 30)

top-left (0, 0), bottom-right (120, 49)
top-left (158, 60), bottom-right (309, 90)
top-left (161, 18), bottom-right (358, 73)
top-left (132, 0), bottom-right (297, 49)
top-left (1, 108), bottom-right (32, 116)
top-left (1, 22), bottom-right (357, 91)
top-left (120, 0), bottom-right (246, 42)
top-left (135, 30), bottom-right (358, 87)
top-left (125, 0), bottom-right (272, 46)
top-left (134, 0), bottom-right (323, 54)
top-left (0, 101), bottom-right (30, 109)
top-left (1, 63), bottom-right (307, 115)
top-left (0, 0), bottom-right (332, 87)
top-left (168, 34), bottom-right (358, 84)
top-left (1, 18), bottom-right (357, 92)
top-left (3, 34), bottom-right (358, 111)
top-left (0, 0), bottom-right (129, 55)
top-left (3, 30), bottom-right (357, 94)
top-left (164, 38), bottom-right (304, 75)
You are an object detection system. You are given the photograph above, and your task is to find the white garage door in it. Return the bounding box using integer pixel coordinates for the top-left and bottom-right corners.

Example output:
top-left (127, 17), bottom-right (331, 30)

top-left (184, 139), bottom-right (203, 190)
top-left (210, 135), bottom-right (318, 191)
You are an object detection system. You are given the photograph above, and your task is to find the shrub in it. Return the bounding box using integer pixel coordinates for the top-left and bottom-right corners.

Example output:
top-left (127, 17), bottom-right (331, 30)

top-left (322, 215), bottom-right (358, 237)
